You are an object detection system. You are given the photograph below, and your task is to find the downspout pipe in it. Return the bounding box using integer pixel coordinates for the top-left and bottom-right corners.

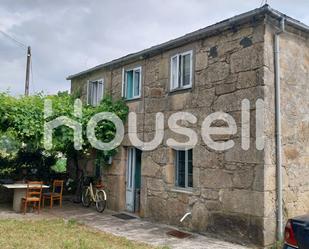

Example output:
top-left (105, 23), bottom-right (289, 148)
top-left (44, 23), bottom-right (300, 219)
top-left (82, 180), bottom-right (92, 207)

top-left (274, 17), bottom-right (285, 241)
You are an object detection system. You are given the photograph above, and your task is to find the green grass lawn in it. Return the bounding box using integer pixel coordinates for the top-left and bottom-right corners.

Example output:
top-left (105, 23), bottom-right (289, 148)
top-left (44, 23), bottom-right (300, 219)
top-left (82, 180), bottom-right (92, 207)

top-left (0, 219), bottom-right (162, 249)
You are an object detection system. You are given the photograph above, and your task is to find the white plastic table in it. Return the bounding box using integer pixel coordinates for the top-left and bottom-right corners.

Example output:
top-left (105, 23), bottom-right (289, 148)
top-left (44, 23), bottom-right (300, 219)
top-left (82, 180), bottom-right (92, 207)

top-left (2, 184), bottom-right (49, 212)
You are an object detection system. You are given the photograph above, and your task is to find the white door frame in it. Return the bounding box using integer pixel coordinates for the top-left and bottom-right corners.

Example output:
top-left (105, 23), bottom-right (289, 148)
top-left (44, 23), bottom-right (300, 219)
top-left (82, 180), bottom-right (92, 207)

top-left (126, 147), bottom-right (136, 212)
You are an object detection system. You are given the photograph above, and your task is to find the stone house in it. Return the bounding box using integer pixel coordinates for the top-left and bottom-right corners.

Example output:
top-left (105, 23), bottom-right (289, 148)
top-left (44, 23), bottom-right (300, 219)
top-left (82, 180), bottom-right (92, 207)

top-left (67, 5), bottom-right (309, 247)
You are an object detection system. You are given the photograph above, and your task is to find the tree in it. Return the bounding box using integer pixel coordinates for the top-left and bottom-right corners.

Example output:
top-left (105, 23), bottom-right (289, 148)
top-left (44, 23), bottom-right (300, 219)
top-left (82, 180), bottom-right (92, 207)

top-left (0, 92), bottom-right (129, 199)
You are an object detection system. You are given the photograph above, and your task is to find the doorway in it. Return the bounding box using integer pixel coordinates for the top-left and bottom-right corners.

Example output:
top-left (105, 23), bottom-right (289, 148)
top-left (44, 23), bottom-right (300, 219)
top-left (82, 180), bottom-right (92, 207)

top-left (125, 147), bottom-right (142, 213)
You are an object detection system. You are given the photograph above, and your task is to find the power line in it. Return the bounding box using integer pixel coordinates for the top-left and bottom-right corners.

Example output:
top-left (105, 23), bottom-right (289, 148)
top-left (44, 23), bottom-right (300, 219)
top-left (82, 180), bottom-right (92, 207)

top-left (260, 0), bottom-right (268, 7)
top-left (0, 29), bottom-right (32, 96)
top-left (0, 30), bottom-right (27, 49)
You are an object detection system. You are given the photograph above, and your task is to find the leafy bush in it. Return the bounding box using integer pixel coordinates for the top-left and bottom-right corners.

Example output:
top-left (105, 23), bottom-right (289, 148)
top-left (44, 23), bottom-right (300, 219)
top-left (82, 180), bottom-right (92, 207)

top-left (51, 158), bottom-right (67, 173)
top-left (0, 91), bottom-right (129, 183)
top-left (269, 241), bottom-right (284, 249)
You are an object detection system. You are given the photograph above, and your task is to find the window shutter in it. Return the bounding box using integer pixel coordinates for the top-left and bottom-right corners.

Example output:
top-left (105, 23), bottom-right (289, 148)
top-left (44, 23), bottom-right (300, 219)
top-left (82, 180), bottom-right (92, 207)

top-left (138, 68), bottom-right (142, 97)
top-left (126, 71), bottom-right (133, 99)
top-left (179, 54), bottom-right (183, 87)
top-left (170, 55), bottom-right (179, 90)
top-left (175, 150), bottom-right (179, 186)
top-left (121, 68), bottom-right (125, 97)
top-left (190, 51), bottom-right (193, 87)
top-left (97, 80), bottom-right (104, 104)
top-left (86, 80), bottom-right (91, 105)
top-left (181, 53), bottom-right (191, 86)
top-left (133, 68), bottom-right (141, 97)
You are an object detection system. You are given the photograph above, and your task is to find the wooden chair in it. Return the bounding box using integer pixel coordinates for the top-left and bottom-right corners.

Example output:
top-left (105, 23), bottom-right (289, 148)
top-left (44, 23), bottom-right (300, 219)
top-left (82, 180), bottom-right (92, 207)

top-left (21, 181), bottom-right (43, 214)
top-left (42, 180), bottom-right (64, 209)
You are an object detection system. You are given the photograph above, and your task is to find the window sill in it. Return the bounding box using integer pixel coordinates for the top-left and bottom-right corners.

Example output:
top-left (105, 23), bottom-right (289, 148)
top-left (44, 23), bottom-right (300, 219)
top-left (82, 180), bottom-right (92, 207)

top-left (125, 96), bottom-right (142, 102)
top-left (169, 187), bottom-right (194, 195)
top-left (169, 86), bottom-right (192, 95)
top-left (87, 103), bottom-right (98, 107)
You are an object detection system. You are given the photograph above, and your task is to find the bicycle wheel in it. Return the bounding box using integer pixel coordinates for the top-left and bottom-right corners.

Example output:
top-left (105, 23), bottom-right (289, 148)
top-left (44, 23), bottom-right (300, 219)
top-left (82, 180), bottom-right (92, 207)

top-left (95, 190), bottom-right (106, 213)
top-left (81, 188), bottom-right (91, 207)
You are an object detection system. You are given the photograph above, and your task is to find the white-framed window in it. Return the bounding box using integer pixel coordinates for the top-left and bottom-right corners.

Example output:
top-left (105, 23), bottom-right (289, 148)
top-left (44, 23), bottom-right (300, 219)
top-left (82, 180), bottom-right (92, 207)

top-left (175, 149), bottom-right (193, 188)
top-left (87, 79), bottom-right (104, 106)
top-left (170, 50), bottom-right (193, 91)
top-left (122, 67), bottom-right (142, 100)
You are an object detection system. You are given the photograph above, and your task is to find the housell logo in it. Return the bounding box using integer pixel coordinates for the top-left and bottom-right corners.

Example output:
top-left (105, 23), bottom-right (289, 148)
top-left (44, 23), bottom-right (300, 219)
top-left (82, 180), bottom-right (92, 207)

top-left (44, 97), bottom-right (265, 152)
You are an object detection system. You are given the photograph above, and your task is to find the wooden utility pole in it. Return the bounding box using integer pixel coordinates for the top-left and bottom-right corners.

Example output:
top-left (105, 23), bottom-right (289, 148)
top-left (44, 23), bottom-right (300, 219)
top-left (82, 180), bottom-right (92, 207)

top-left (24, 46), bottom-right (31, 96)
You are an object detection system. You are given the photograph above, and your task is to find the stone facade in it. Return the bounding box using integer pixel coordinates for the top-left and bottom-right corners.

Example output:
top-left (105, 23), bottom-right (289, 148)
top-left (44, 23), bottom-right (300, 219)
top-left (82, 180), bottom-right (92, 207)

top-left (70, 11), bottom-right (309, 247)
top-left (262, 18), bottom-right (309, 244)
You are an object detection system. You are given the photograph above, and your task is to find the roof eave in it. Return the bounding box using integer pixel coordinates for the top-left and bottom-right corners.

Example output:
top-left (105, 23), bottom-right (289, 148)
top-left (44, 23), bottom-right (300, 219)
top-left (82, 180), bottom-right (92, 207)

top-left (67, 5), bottom-right (309, 80)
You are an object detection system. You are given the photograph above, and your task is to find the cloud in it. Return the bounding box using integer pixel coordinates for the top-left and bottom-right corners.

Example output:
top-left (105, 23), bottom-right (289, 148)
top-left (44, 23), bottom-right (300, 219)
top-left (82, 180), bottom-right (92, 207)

top-left (0, 0), bottom-right (308, 95)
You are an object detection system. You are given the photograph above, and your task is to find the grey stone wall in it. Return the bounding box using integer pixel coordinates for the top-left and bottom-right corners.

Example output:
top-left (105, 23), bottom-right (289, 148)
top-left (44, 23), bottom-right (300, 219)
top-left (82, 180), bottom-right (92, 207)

top-left (71, 20), bottom-right (267, 245)
top-left (280, 27), bottom-right (309, 220)
top-left (263, 18), bottom-right (309, 245)
top-left (72, 19), bottom-right (267, 245)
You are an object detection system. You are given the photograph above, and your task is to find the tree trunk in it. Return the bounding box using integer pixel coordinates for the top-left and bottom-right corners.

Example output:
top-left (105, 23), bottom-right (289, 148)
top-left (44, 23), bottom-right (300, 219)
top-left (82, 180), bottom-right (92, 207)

top-left (73, 151), bottom-right (83, 203)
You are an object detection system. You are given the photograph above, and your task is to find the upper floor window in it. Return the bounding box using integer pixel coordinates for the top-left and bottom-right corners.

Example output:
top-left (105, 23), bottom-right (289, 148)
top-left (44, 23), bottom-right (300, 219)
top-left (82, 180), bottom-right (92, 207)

top-left (87, 79), bottom-right (104, 106)
top-left (122, 67), bottom-right (142, 100)
top-left (170, 50), bottom-right (193, 91)
top-left (175, 149), bottom-right (193, 188)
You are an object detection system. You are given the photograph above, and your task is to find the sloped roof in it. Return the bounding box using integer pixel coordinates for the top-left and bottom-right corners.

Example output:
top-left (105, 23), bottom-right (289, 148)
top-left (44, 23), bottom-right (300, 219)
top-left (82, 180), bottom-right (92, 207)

top-left (67, 4), bottom-right (309, 80)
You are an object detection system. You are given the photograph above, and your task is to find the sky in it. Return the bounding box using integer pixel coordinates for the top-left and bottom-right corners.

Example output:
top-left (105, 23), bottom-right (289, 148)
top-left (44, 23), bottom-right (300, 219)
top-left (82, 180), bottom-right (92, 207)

top-left (1, 0), bottom-right (309, 96)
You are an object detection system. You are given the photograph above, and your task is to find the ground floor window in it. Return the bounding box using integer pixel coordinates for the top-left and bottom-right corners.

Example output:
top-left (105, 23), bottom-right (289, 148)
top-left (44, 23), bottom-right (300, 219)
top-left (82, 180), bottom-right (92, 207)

top-left (175, 149), bottom-right (193, 188)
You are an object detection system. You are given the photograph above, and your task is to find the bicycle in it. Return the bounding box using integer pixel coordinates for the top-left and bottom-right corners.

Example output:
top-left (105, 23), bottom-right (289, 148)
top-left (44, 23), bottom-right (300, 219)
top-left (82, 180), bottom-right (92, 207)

top-left (81, 182), bottom-right (107, 213)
